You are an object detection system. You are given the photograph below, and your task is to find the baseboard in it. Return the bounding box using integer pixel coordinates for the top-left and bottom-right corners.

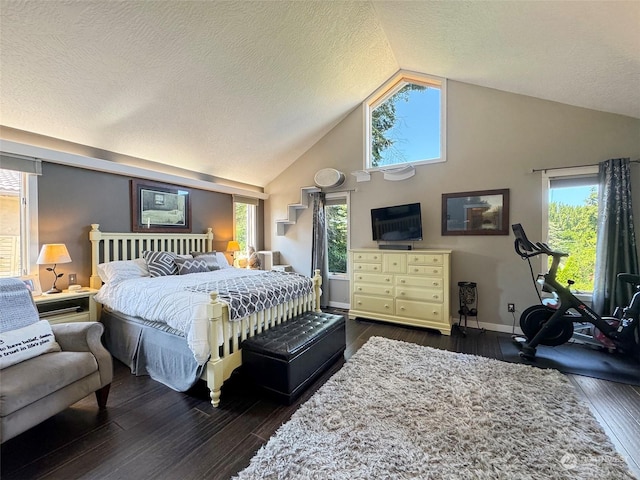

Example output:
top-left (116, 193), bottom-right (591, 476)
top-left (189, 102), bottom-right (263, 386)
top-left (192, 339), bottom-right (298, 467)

top-left (452, 317), bottom-right (522, 335)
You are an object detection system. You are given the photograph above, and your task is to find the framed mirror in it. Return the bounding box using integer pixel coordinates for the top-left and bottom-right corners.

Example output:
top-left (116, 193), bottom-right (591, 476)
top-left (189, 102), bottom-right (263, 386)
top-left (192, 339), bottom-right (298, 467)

top-left (442, 189), bottom-right (509, 235)
top-left (131, 180), bottom-right (191, 233)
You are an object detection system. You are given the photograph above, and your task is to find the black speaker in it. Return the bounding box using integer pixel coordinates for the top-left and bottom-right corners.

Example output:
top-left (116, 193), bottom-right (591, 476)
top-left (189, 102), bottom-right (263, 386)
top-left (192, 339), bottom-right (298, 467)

top-left (378, 244), bottom-right (412, 250)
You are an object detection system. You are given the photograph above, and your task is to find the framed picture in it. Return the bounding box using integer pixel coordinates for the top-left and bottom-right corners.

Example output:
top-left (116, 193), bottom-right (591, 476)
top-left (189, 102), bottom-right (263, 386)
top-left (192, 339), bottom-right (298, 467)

top-left (131, 180), bottom-right (192, 233)
top-left (442, 189), bottom-right (510, 235)
top-left (20, 275), bottom-right (42, 296)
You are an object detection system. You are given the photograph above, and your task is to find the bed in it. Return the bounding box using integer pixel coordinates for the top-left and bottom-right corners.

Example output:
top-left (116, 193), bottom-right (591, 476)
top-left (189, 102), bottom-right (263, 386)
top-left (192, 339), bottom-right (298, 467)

top-left (88, 224), bottom-right (321, 407)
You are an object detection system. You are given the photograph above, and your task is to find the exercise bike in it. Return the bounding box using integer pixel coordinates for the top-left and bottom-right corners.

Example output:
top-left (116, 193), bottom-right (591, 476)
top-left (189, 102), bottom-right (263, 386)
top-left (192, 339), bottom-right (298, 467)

top-left (512, 223), bottom-right (640, 362)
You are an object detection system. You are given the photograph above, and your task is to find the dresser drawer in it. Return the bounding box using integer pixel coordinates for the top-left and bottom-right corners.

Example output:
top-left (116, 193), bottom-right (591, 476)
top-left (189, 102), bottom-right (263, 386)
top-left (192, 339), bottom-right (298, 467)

top-left (382, 254), bottom-right (406, 273)
top-left (396, 276), bottom-right (443, 288)
top-left (396, 299), bottom-right (443, 322)
top-left (407, 265), bottom-right (445, 276)
top-left (353, 273), bottom-right (393, 285)
top-left (353, 283), bottom-right (394, 297)
top-left (353, 262), bottom-right (382, 273)
top-left (353, 295), bottom-right (394, 315)
top-left (352, 252), bottom-right (382, 263)
top-left (408, 254), bottom-right (443, 266)
top-left (396, 286), bottom-right (443, 303)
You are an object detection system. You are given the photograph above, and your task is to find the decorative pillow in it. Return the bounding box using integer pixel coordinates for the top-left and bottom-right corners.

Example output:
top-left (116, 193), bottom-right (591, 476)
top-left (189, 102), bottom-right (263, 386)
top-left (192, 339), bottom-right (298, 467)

top-left (0, 278), bottom-right (40, 333)
top-left (175, 257), bottom-right (209, 275)
top-left (97, 258), bottom-right (150, 284)
top-left (0, 320), bottom-right (61, 369)
top-left (142, 251), bottom-right (178, 277)
top-left (191, 251), bottom-right (220, 271)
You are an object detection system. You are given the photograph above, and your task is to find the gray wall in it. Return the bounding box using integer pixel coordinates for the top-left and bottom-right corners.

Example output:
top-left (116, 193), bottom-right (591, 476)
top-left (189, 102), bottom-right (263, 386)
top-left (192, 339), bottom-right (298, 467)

top-left (37, 162), bottom-right (234, 288)
top-left (265, 80), bottom-right (640, 330)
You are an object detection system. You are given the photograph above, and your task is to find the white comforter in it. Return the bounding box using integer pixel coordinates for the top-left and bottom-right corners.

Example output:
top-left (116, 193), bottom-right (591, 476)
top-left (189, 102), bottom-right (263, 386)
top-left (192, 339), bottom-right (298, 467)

top-left (95, 268), bottom-right (266, 365)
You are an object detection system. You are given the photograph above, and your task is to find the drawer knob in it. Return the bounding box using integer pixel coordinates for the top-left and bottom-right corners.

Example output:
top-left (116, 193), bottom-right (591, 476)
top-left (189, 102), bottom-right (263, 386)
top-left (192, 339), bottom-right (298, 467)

top-left (385, 290), bottom-right (390, 294)
top-left (432, 258), bottom-right (438, 263)
top-left (414, 268), bottom-right (419, 272)
top-left (384, 304), bottom-right (390, 309)
top-left (413, 257), bottom-right (419, 261)
top-left (400, 306), bottom-right (405, 311)
top-left (401, 279), bottom-right (406, 283)
top-left (433, 282), bottom-right (439, 286)
top-left (433, 270), bottom-right (438, 273)
top-left (433, 295), bottom-right (439, 299)
top-left (374, 266), bottom-right (379, 270)
top-left (386, 278), bottom-right (390, 282)
top-left (358, 287), bottom-right (362, 291)
top-left (393, 262), bottom-right (397, 266)
top-left (400, 292), bottom-right (405, 296)
top-left (357, 301), bottom-right (362, 305)
top-left (433, 311), bottom-right (438, 314)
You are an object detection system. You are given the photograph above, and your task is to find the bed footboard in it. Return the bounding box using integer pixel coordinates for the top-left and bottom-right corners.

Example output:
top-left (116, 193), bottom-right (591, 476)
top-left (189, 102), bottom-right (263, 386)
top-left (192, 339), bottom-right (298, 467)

top-left (205, 269), bottom-right (322, 407)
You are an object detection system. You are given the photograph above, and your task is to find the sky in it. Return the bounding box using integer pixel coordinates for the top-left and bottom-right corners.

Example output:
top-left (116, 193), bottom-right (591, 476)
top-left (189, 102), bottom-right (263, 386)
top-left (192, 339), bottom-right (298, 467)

top-left (376, 86), bottom-right (441, 165)
top-left (549, 185), bottom-right (597, 206)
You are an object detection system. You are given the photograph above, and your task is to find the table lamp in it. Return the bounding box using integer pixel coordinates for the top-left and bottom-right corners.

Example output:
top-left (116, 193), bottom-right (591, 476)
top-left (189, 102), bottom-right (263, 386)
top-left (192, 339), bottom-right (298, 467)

top-left (226, 240), bottom-right (241, 259)
top-left (37, 244), bottom-right (72, 294)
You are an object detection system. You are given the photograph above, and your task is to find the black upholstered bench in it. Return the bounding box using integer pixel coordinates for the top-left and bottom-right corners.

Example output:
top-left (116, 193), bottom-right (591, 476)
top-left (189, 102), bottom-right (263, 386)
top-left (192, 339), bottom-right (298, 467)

top-left (241, 311), bottom-right (346, 404)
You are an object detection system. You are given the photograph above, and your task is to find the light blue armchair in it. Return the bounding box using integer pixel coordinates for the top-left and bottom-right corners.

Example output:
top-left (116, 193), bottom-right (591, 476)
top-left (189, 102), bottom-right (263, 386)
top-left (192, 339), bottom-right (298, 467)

top-left (0, 278), bottom-right (113, 443)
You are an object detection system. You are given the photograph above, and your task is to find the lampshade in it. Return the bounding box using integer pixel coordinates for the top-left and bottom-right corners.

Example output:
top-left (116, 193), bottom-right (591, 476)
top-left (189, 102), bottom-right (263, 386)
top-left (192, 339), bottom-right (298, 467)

top-left (226, 241), bottom-right (241, 252)
top-left (36, 244), bottom-right (72, 265)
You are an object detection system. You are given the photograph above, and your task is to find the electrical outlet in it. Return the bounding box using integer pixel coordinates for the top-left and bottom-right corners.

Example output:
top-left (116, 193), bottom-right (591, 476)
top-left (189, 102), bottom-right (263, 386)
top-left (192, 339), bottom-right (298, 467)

top-left (507, 303), bottom-right (515, 313)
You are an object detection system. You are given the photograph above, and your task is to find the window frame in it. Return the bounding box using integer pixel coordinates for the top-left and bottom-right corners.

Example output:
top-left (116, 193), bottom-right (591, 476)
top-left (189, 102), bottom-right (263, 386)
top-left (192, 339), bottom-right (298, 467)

top-left (0, 169), bottom-right (39, 277)
top-left (542, 166), bottom-right (598, 301)
top-left (363, 70), bottom-right (447, 171)
top-left (325, 191), bottom-right (350, 280)
top-left (233, 196), bottom-right (258, 255)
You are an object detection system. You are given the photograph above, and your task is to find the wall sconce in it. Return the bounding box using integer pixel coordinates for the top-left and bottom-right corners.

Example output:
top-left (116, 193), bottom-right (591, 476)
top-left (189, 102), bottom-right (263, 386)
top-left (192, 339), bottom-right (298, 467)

top-left (36, 244), bottom-right (72, 294)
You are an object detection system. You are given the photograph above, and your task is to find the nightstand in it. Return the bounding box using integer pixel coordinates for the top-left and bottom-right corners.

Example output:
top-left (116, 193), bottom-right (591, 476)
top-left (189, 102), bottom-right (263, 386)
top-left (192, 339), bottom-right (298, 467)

top-left (33, 288), bottom-right (99, 325)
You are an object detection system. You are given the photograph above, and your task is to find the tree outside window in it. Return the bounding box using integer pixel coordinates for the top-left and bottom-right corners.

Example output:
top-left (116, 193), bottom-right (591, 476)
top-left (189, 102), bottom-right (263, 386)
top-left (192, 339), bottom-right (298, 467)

top-left (326, 203), bottom-right (347, 274)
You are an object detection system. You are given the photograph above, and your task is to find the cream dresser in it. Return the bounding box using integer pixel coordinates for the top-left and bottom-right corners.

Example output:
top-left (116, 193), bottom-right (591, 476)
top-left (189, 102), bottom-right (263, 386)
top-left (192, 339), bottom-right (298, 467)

top-left (349, 249), bottom-right (452, 335)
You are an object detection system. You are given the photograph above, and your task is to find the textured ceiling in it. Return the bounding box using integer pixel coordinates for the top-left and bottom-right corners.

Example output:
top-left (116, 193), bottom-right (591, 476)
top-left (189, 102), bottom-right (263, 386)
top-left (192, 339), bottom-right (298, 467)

top-left (0, 1), bottom-right (638, 187)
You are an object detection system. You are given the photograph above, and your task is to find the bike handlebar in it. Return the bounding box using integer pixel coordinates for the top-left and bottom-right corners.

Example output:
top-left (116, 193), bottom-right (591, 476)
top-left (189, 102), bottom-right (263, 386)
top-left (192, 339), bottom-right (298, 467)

top-left (512, 224), bottom-right (568, 259)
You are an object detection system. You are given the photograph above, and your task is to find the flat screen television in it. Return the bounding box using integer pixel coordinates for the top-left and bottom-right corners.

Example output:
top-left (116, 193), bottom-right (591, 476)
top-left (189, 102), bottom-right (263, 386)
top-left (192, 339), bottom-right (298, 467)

top-left (371, 203), bottom-right (423, 241)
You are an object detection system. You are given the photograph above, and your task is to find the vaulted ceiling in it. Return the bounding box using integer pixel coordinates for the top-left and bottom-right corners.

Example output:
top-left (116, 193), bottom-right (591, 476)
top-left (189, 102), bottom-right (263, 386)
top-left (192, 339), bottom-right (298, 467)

top-left (1, 1), bottom-right (638, 187)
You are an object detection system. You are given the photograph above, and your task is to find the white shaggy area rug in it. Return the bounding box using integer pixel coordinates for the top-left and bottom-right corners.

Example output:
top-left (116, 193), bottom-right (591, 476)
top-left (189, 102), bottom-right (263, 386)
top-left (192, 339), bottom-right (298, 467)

top-left (235, 337), bottom-right (635, 480)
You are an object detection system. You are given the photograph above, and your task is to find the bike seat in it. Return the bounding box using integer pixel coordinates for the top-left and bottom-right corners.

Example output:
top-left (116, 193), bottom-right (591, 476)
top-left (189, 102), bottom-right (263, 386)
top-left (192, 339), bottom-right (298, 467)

top-left (618, 273), bottom-right (640, 286)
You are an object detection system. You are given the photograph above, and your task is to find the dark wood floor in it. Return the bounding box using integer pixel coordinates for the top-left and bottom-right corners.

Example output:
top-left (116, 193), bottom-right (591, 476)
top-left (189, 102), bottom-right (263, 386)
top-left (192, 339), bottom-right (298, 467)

top-left (2, 317), bottom-right (639, 480)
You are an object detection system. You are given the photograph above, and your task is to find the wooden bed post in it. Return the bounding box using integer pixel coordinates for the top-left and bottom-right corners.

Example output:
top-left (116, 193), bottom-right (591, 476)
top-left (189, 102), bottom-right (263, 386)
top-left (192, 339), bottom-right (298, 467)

top-left (205, 228), bottom-right (213, 251)
top-left (89, 224), bottom-right (102, 290)
top-left (313, 269), bottom-right (322, 313)
top-left (207, 291), bottom-right (225, 407)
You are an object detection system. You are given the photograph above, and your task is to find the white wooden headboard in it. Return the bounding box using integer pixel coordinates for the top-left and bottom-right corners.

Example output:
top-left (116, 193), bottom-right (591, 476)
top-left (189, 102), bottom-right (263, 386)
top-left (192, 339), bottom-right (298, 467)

top-left (89, 223), bottom-right (214, 289)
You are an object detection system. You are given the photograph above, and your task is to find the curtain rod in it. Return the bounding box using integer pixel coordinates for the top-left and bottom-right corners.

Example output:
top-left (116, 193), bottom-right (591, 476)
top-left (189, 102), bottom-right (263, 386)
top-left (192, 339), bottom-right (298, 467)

top-left (532, 159), bottom-right (640, 173)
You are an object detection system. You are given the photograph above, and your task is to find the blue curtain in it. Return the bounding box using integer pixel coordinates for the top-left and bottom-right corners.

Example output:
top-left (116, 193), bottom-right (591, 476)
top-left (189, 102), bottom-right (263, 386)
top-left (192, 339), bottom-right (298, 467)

top-left (311, 192), bottom-right (329, 308)
top-left (592, 158), bottom-right (639, 315)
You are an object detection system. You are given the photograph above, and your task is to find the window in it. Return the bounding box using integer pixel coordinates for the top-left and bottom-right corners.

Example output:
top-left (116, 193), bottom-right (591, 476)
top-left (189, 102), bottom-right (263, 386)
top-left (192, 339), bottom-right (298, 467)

top-left (325, 193), bottom-right (349, 276)
top-left (543, 167), bottom-right (598, 294)
top-left (233, 196), bottom-right (258, 255)
top-left (365, 71), bottom-right (446, 170)
top-left (0, 153), bottom-right (40, 277)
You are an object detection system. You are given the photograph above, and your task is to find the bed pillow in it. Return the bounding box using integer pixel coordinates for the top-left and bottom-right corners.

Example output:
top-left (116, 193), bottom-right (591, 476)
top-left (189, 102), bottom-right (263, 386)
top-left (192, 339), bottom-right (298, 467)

top-left (216, 252), bottom-right (232, 269)
top-left (0, 320), bottom-right (61, 369)
top-left (175, 257), bottom-right (209, 275)
top-left (142, 251), bottom-right (178, 277)
top-left (97, 258), bottom-right (150, 284)
top-left (191, 251), bottom-right (220, 271)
